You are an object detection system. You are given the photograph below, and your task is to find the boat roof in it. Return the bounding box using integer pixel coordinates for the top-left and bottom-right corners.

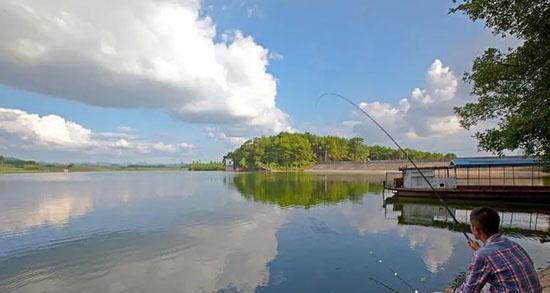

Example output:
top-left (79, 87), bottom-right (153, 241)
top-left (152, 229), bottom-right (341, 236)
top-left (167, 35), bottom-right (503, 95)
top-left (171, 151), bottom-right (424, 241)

top-left (450, 157), bottom-right (542, 168)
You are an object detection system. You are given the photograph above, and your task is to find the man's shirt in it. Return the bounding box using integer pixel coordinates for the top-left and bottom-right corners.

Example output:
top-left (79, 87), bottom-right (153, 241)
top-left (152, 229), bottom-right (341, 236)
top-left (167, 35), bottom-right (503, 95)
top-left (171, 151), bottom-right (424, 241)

top-left (456, 234), bottom-right (542, 293)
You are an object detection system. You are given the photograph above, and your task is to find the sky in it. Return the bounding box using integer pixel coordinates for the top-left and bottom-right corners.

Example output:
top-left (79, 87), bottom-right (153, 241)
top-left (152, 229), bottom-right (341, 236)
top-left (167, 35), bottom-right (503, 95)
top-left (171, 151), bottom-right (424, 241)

top-left (0, 0), bottom-right (519, 163)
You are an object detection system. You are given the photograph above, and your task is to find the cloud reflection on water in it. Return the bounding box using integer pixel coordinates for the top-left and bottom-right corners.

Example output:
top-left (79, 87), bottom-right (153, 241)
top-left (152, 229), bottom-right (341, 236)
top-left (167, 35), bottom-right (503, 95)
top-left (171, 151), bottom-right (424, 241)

top-left (408, 230), bottom-right (454, 273)
top-left (1, 172), bottom-right (548, 293)
top-left (0, 173), bottom-right (287, 293)
top-left (0, 172), bottom-right (198, 234)
top-left (0, 193), bottom-right (93, 233)
top-left (2, 207), bottom-right (286, 293)
top-left (349, 201), bottom-right (455, 273)
top-left (76, 208), bottom-right (285, 293)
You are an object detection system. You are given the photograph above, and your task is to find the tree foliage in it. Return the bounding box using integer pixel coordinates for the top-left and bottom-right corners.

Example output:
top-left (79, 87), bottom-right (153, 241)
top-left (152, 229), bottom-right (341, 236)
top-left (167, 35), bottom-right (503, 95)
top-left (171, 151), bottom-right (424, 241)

top-left (451, 0), bottom-right (550, 159)
top-left (187, 161), bottom-right (225, 171)
top-left (225, 132), bottom-right (315, 170)
top-left (368, 145), bottom-right (456, 161)
top-left (225, 132), bottom-right (455, 171)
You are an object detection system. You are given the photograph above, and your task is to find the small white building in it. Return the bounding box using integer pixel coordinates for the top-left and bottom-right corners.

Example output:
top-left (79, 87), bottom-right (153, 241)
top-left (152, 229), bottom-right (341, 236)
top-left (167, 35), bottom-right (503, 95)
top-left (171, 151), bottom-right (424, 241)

top-left (224, 158), bottom-right (234, 171)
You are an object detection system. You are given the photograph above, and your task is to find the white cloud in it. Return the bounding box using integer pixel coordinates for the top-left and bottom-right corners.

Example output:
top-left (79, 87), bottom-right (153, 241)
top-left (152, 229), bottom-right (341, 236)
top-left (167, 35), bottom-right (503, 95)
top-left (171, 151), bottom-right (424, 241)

top-left (0, 0), bottom-right (291, 136)
top-left (0, 108), bottom-right (92, 148)
top-left (349, 59), bottom-right (481, 155)
top-left (0, 107), bottom-right (194, 155)
top-left (150, 142), bottom-right (194, 153)
top-left (204, 127), bottom-right (248, 146)
top-left (268, 51), bottom-right (284, 61)
top-left (116, 126), bottom-right (134, 133)
top-left (113, 139), bottom-right (130, 149)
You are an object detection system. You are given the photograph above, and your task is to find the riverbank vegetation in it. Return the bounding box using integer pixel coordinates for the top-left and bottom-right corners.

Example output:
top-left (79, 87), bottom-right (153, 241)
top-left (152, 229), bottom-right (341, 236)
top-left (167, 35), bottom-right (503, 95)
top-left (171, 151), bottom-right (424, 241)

top-left (186, 161), bottom-right (225, 171)
top-left (0, 155), bottom-right (183, 173)
top-left (224, 132), bottom-right (456, 171)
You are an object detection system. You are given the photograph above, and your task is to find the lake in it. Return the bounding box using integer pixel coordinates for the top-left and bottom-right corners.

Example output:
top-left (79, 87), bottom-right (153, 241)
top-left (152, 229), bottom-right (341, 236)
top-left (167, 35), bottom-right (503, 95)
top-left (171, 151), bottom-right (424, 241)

top-left (0, 172), bottom-right (548, 293)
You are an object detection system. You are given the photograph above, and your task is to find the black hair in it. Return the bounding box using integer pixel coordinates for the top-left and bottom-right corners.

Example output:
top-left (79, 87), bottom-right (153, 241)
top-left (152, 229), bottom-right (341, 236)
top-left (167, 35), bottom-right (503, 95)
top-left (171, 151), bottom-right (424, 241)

top-left (470, 207), bottom-right (500, 236)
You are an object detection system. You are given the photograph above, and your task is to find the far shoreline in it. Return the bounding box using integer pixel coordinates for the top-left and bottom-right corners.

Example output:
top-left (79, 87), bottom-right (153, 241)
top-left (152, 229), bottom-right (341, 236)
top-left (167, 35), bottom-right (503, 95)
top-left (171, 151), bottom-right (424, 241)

top-left (0, 168), bottom-right (185, 174)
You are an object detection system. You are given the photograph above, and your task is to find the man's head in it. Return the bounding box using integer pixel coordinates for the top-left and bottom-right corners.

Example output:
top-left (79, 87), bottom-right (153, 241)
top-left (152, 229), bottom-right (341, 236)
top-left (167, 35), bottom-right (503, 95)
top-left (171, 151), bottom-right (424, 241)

top-left (469, 207), bottom-right (500, 241)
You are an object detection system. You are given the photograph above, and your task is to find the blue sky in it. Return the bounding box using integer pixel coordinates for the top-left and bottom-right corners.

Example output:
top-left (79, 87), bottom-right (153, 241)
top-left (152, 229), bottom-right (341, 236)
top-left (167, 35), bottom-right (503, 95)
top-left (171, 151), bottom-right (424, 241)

top-left (0, 0), bottom-right (511, 163)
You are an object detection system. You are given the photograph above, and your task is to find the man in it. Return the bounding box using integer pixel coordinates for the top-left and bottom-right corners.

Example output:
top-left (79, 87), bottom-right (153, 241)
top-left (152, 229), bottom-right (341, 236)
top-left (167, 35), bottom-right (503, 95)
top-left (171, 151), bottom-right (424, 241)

top-left (448, 207), bottom-right (542, 293)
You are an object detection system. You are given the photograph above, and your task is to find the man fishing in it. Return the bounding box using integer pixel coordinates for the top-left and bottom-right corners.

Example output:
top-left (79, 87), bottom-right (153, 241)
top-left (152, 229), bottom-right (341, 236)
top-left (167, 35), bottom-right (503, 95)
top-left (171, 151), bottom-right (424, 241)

top-left (447, 207), bottom-right (542, 293)
top-left (322, 94), bottom-right (543, 293)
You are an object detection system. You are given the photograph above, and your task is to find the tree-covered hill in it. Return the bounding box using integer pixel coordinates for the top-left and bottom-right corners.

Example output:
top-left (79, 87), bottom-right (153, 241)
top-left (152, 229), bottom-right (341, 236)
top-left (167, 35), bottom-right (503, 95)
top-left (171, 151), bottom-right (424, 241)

top-left (224, 132), bottom-right (456, 171)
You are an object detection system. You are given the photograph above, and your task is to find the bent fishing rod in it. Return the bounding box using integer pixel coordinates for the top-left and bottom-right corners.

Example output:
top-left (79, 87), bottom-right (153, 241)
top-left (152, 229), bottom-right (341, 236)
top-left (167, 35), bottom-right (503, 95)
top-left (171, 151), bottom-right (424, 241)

top-left (318, 92), bottom-right (470, 241)
top-left (369, 277), bottom-right (402, 293)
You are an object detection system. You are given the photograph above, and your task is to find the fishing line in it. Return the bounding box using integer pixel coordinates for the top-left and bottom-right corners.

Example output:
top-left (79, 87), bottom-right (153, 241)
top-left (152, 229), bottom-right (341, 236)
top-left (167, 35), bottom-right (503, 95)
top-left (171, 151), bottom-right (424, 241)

top-left (317, 92), bottom-right (470, 241)
top-left (368, 276), bottom-right (402, 293)
top-left (368, 250), bottom-right (417, 292)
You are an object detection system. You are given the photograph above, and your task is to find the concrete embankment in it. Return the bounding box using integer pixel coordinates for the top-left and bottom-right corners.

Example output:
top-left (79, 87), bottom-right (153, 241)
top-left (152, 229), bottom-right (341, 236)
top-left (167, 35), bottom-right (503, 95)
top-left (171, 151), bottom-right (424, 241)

top-left (306, 160), bottom-right (450, 174)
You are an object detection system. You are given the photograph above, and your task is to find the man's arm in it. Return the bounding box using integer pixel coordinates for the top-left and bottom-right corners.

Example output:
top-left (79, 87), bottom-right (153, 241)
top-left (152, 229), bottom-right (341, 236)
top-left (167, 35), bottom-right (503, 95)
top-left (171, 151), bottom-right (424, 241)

top-left (454, 253), bottom-right (491, 293)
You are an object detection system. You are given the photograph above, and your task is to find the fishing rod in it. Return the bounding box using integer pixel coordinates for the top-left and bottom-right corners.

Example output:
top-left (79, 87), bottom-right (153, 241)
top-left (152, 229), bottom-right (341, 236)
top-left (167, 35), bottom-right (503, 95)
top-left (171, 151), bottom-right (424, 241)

top-left (369, 277), bottom-right (402, 293)
top-left (318, 92), bottom-right (470, 241)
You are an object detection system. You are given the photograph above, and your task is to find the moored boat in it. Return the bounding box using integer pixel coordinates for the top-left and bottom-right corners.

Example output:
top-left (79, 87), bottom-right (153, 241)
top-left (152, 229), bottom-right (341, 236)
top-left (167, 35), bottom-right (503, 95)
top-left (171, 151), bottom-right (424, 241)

top-left (384, 157), bottom-right (550, 202)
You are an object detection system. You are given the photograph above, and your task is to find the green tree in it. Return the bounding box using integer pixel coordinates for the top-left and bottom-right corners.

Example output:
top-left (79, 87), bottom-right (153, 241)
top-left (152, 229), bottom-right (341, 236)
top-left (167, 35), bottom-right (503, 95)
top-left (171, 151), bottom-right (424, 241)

top-left (348, 137), bottom-right (369, 161)
top-left (451, 0), bottom-right (550, 159)
top-left (226, 132), bottom-right (455, 171)
top-left (325, 136), bottom-right (349, 161)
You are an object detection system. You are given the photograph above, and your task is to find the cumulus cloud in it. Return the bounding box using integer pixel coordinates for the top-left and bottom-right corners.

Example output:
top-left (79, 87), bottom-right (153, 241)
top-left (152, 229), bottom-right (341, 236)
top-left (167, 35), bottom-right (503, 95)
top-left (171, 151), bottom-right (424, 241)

top-left (204, 127), bottom-right (248, 146)
top-left (357, 59), bottom-right (461, 137)
top-left (0, 107), bottom-right (194, 155)
top-left (0, 108), bottom-right (92, 148)
top-left (0, 0), bottom-right (291, 136)
top-left (349, 59), bottom-right (481, 154)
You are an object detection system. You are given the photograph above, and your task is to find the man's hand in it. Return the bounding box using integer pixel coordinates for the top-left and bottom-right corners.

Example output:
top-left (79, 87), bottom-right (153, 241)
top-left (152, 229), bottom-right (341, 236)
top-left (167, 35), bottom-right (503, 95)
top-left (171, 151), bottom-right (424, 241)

top-left (444, 288), bottom-right (454, 293)
top-left (468, 240), bottom-right (481, 251)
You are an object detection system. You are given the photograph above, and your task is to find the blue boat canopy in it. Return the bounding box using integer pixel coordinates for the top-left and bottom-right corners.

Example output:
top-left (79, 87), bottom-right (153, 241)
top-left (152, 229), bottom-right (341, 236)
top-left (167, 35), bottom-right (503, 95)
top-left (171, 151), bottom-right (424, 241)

top-left (450, 157), bottom-right (543, 168)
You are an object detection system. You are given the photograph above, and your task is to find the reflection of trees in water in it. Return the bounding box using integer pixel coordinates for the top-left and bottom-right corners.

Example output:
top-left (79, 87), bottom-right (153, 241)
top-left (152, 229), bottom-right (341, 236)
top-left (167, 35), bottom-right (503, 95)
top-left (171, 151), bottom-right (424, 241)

top-left (232, 173), bottom-right (382, 208)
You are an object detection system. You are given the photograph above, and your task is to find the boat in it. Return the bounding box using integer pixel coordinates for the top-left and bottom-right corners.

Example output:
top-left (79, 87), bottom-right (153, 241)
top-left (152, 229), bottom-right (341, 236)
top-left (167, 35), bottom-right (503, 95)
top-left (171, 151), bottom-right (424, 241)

top-left (384, 157), bottom-right (550, 202)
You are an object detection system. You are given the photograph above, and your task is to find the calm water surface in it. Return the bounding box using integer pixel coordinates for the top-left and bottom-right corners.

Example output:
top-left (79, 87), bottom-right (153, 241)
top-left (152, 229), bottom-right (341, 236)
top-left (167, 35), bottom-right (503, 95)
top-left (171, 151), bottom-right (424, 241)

top-left (0, 172), bottom-right (548, 293)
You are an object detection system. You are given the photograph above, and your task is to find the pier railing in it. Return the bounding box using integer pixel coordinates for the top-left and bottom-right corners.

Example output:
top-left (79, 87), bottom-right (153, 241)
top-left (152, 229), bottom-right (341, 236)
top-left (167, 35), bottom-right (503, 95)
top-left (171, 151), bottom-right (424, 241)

top-left (454, 165), bottom-right (549, 187)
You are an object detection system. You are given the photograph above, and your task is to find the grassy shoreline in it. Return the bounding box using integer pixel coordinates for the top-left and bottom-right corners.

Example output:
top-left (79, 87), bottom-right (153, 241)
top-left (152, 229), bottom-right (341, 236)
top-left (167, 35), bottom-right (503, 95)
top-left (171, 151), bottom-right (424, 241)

top-left (0, 166), bottom-right (184, 174)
